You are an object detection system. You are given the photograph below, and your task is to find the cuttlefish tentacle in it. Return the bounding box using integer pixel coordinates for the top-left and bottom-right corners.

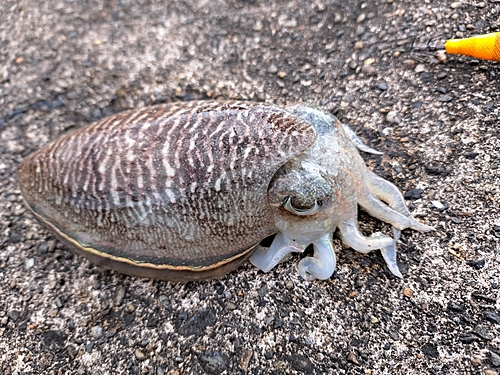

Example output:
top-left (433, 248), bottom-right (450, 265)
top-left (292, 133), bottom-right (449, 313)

top-left (365, 172), bottom-right (424, 278)
top-left (334, 170), bottom-right (406, 277)
top-left (336, 198), bottom-right (394, 253)
top-left (342, 167), bottom-right (432, 277)
top-left (372, 228), bottom-right (403, 278)
top-left (249, 232), bottom-right (306, 273)
top-left (356, 184), bottom-right (413, 230)
top-left (298, 233), bottom-right (337, 281)
top-left (342, 124), bottom-right (383, 155)
top-left (365, 171), bottom-right (434, 232)
top-left (341, 131), bottom-right (433, 233)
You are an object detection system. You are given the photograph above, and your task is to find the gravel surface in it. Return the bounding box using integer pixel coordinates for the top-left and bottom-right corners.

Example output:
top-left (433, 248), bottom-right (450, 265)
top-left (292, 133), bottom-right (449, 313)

top-left (1, 1), bottom-right (499, 374)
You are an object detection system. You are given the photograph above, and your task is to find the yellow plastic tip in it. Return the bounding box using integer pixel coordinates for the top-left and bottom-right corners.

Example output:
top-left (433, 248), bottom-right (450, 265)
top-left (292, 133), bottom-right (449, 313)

top-left (445, 32), bottom-right (500, 62)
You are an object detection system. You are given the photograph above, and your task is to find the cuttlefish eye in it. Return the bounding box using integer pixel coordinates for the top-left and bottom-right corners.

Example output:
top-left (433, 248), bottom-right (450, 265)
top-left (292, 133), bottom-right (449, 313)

top-left (283, 196), bottom-right (323, 216)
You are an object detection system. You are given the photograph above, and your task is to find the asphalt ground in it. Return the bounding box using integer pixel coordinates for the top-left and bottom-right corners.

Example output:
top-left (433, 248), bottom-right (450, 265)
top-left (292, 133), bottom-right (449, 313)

top-left (0, 1), bottom-right (499, 374)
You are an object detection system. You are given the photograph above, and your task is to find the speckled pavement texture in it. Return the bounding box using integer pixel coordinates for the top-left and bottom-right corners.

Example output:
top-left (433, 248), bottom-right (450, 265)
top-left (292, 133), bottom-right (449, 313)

top-left (1, 1), bottom-right (499, 374)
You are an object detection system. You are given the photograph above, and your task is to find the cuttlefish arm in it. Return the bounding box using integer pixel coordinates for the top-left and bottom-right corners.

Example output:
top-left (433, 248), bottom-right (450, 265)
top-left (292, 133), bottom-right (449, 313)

top-left (250, 232), bottom-right (337, 281)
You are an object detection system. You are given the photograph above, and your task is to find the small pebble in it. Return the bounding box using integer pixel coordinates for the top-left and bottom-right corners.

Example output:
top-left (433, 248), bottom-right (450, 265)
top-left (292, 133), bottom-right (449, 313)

top-left (361, 65), bottom-right (376, 76)
top-left (107, 329), bottom-right (117, 338)
top-left (381, 127), bottom-right (393, 136)
top-left (415, 64), bottom-right (426, 73)
top-left (404, 189), bottom-right (423, 200)
top-left (389, 330), bottom-right (399, 341)
top-left (459, 333), bottom-right (475, 344)
top-left (403, 59), bottom-right (416, 69)
top-left (90, 326), bottom-right (103, 339)
top-left (438, 95), bottom-right (453, 102)
top-left (447, 301), bottom-right (465, 312)
top-left (266, 65), bottom-right (277, 74)
top-left (471, 356), bottom-right (482, 367)
top-left (403, 287), bottom-right (414, 298)
top-left (25, 258), bottom-right (35, 270)
top-left (253, 21), bottom-right (263, 32)
top-left (473, 325), bottom-right (492, 340)
top-left (198, 352), bottom-right (227, 371)
top-left (355, 25), bottom-right (365, 36)
top-left (490, 351), bottom-right (500, 367)
top-left (354, 41), bottom-right (364, 49)
top-left (55, 296), bottom-right (63, 309)
top-left (280, 18), bottom-right (297, 28)
top-left (240, 350), bottom-right (253, 372)
top-left (484, 310), bottom-right (500, 325)
top-left (364, 57), bottom-right (375, 65)
top-left (159, 295), bottom-right (172, 310)
top-left (484, 370), bottom-right (498, 375)
top-left (386, 111), bottom-right (399, 124)
top-left (466, 259), bottom-right (485, 269)
top-left (125, 303), bottom-right (136, 313)
top-left (135, 348), bottom-right (146, 361)
top-left (377, 82), bottom-right (388, 91)
top-left (38, 243), bottom-right (49, 254)
top-left (260, 284), bottom-right (269, 297)
top-left (431, 201), bottom-right (445, 210)
top-left (277, 71), bottom-right (287, 78)
top-left (8, 310), bottom-right (20, 322)
top-left (115, 285), bottom-right (126, 306)
top-left (9, 232), bottom-right (22, 243)
top-left (48, 241), bottom-right (57, 253)
top-left (436, 51), bottom-right (447, 63)
top-left (347, 351), bottom-right (360, 365)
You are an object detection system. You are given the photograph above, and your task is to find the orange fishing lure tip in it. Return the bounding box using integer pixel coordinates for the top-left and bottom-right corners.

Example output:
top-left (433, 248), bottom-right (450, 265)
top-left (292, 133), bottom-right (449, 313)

top-left (445, 32), bottom-right (500, 62)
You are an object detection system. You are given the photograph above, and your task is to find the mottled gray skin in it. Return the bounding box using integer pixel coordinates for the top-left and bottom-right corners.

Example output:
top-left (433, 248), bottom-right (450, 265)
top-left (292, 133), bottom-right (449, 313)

top-left (18, 101), bottom-right (317, 280)
top-left (18, 101), bottom-right (432, 281)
